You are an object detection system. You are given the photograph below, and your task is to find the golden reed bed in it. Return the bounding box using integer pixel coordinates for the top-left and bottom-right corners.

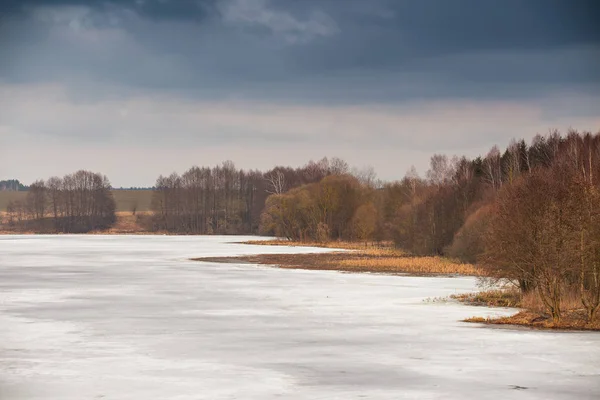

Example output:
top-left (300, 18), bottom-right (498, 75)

top-left (203, 240), bottom-right (484, 276)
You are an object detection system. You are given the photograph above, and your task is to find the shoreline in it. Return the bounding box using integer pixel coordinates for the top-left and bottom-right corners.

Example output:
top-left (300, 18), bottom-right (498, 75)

top-left (195, 240), bottom-right (483, 277)
top-left (463, 311), bottom-right (600, 332)
top-left (195, 240), bottom-right (600, 332)
top-left (454, 290), bottom-right (600, 332)
top-left (192, 254), bottom-right (445, 277)
top-left (2, 234), bottom-right (597, 332)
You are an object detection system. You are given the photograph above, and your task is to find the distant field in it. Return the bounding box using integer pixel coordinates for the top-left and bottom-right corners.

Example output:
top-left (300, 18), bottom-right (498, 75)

top-left (0, 190), bottom-right (154, 213)
top-left (0, 192), bottom-right (26, 212)
top-left (111, 190), bottom-right (154, 212)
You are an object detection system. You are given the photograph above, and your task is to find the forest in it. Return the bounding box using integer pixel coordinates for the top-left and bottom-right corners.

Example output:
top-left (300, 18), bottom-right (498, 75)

top-left (258, 130), bottom-right (600, 324)
top-left (0, 179), bottom-right (27, 191)
top-left (3, 129), bottom-right (600, 323)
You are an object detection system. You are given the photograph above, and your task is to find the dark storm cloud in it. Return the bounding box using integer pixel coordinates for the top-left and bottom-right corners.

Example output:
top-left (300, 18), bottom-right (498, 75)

top-left (391, 0), bottom-right (599, 51)
top-left (1, 0), bottom-right (219, 22)
top-left (4, 0), bottom-right (598, 47)
top-left (0, 0), bottom-right (599, 103)
top-left (2, 0), bottom-right (599, 187)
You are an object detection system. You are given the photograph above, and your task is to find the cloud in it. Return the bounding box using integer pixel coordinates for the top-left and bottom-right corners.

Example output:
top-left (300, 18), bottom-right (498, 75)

top-left (1, 0), bottom-right (597, 103)
top-left (1, 0), bottom-right (218, 22)
top-left (2, 83), bottom-right (599, 186)
top-left (1, 5), bottom-right (598, 105)
top-left (0, 0), bottom-right (598, 185)
top-left (219, 0), bottom-right (338, 44)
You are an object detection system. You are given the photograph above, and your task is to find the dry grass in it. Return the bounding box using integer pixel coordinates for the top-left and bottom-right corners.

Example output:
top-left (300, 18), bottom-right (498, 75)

top-left (198, 240), bottom-right (484, 276)
top-left (452, 289), bottom-right (522, 308)
top-left (98, 211), bottom-right (152, 234)
top-left (242, 239), bottom-right (395, 251)
top-left (0, 212), bottom-right (155, 235)
top-left (111, 190), bottom-right (153, 213)
top-left (336, 256), bottom-right (482, 276)
top-left (460, 286), bottom-right (600, 331)
top-left (520, 287), bottom-right (583, 314)
top-left (0, 191), bottom-right (27, 211)
top-left (465, 311), bottom-right (600, 331)
top-left (457, 285), bottom-right (587, 312)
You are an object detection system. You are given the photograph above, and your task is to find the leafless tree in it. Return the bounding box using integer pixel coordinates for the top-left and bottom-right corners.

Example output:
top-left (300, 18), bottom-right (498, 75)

top-left (352, 165), bottom-right (378, 188)
top-left (265, 170), bottom-right (286, 195)
top-left (483, 146), bottom-right (502, 191)
top-left (426, 154), bottom-right (454, 187)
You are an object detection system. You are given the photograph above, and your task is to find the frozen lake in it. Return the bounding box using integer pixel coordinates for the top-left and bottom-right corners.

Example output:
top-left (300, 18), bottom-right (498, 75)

top-left (0, 235), bottom-right (598, 399)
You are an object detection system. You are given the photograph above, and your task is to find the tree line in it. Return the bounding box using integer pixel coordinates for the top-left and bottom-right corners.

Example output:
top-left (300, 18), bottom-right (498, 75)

top-left (146, 157), bottom-right (354, 234)
top-left (485, 132), bottom-right (600, 323)
top-left (259, 129), bottom-right (600, 323)
top-left (3, 130), bottom-right (599, 323)
top-left (0, 179), bottom-right (27, 191)
top-left (260, 174), bottom-right (376, 241)
top-left (5, 171), bottom-right (116, 233)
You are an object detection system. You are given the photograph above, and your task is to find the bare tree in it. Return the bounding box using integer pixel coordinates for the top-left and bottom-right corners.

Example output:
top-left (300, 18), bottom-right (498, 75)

top-left (265, 170), bottom-right (286, 195)
top-left (329, 157), bottom-right (349, 175)
top-left (352, 165), bottom-right (377, 188)
top-left (483, 146), bottom-right (502, 191)
top-left (426, 154), bottom-right (453, 187)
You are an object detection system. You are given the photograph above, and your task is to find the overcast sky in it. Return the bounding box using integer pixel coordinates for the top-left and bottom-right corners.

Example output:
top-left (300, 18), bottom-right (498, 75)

top-left (1, 0), bottom-right (599, 187)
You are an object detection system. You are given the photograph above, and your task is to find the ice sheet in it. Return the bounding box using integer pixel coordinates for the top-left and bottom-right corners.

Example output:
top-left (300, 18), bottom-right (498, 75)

top-left (0, 235), bottom-right (598, 399)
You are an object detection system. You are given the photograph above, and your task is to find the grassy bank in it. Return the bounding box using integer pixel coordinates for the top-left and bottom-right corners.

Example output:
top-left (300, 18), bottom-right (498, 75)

top-left (454, 288), bottom-right (600, 331)
top-left (196, 240), bottom-right (483, 276)
top-left (223, 240), bottom-right (600, 331)
top-left (465, 311), bottom-right (600, 331)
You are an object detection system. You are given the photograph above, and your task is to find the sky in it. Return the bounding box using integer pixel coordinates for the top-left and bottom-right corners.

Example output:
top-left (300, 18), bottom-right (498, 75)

top-left (1, 0), bottom-right (599, 187)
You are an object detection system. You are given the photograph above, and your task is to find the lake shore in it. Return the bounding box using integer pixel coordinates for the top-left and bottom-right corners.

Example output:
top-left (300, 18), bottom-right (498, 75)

top-left (5, 235), bottom-right (598, 398)
top-left (453, 289), bottom-right (600, 332)
top-left (194, 240), bottom-right (484, 276)
top-left (464, 311), bottom-right (600, 332)
top-left (196, 240), bottom-right (600, 332)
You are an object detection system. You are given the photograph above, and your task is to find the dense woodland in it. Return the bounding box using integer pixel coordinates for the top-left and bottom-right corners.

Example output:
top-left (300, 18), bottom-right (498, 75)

top-left (147, 157), bottom-right (353, 234)
top-left (0, 179), bottom-right (27, 191)
top-left (149, 129), bottom-right (600, 322)
top-left (4, 129), bottom-right (600, 323)
top-left (259, 130), bottom-right (600, 323)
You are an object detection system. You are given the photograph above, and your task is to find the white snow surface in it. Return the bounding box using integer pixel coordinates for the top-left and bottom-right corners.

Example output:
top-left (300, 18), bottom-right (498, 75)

top-left (0, 235), bottom-right (598, 400)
